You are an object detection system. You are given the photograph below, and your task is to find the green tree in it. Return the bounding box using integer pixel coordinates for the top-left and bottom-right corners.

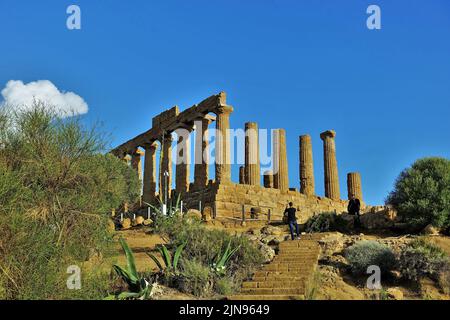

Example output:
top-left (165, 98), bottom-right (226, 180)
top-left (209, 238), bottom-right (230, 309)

top-left (386, 157), bottom-right (450, 229)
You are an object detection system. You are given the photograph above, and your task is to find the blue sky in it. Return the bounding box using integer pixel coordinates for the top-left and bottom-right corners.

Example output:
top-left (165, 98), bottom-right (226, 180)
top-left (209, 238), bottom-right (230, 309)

top-left (1, 0), bottom-right (449, 205)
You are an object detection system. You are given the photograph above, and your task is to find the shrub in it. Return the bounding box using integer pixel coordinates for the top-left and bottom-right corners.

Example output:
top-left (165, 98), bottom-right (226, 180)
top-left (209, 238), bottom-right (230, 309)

top-left (0, 103), bottom-right (140, 299)
top-left (345, 241), bottom-right (396, 275)
top-left (179, 259), bottom-right (212, 297)
top-left (399, 238), bottom-right (449, 281)
top-left (305, 212), bottom-right (350, 233)
top-left (386, 157), bottom-right (450, 230)
top-left (214, 277), bottom-right (234, 296)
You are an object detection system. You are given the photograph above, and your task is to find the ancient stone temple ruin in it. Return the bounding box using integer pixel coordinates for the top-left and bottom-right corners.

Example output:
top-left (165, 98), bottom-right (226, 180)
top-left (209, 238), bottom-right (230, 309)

top-left (111, 92), bottom-right (366, 223)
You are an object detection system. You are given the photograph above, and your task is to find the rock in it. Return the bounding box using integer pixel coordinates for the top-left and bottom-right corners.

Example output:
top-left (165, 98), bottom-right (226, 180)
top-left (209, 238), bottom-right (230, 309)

top-left (260, 235), bottom-right (277, 245)
top-left (248, 228), bottom-right (261, 236)
top-left (121, 218), bottom-right (131, 230)
top-left (107, 219), bottom-right (116, 233)
top-left (386, 287), bottom-right (404, 300)
top-left (318, 233), bottom-right (345, 256)
top-left (244, 234), bottom-right (260, 242)
top-left (132, 216), bottom-right (145, 226)
top-left (185, 209), bottom-right (202, 221)
top-left (261, 225), bottom-right (283, 236)
top-left (422, 224), bottom-right (440, 236)
top-left (258, 243), bottom-right (275, 263)
top-left (360, 210), bottom-right (395, 230)
top-left (143, 218), bottom-right (153, 226)
top-left (267, 235), bottom-right (288, 246)
top-left (203, 206), bottom-right (213, 222)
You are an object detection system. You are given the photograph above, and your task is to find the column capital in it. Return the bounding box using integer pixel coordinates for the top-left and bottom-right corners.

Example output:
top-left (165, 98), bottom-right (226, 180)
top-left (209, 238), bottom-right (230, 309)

top-left (215, 105), bottom-right (234, 115)
top-left (320, 130), bottom-right (336, 140)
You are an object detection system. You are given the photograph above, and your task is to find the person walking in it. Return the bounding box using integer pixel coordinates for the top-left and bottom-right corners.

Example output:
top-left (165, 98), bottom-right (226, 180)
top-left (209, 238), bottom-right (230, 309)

top-left (347, 195), bottom-right (362, 229)
top-left (284, 202), bottom-right (300, 240)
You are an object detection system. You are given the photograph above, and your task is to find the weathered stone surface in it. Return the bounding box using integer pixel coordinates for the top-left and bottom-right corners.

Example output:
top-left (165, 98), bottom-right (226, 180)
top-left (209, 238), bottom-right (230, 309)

top-left (203, 206), bottom-right (213, 221)
top-left (143, 218), bottom-right (153, 226)
top-left (159, 134), bottom-right (173, 200)
top-left (121, 218), bottom-right (131, 230)
top-left (263, 170), bottom-right (274, 188)
top-left (194, 117), bottom-right (211, 188)
top-left (142, 143), bottom-right (157, 204)
top-left (422, 224), bottom-right (440, 236)
top-left (347, 172), bottom-right (363, 201)
top-left (273, 129), bottom-right (289, 191)
top-left (132, 216), bottom-right (145, 226)
top-left (386, 288), bottom-right (404, 300)
top-left (360, 210), bottom-right (395, 230)
top-left (245, 122), bottom-right (260, 186)
top-left (261, 225), bottom-right (283, 236)
top-left (239, 166), bottom-right (246, 184)
top-left (175, 128), bottom-right (192, 194)
top-left (107, 219), bottom-right (116, 233)
top-left (299, 135), bottom-right (315, 196)
top-left (258, 243), bottom-right (275, 263)
top-left (215, 105), bottom-right (233, 183)
top-left (320, 130), bottom-right (340, 200)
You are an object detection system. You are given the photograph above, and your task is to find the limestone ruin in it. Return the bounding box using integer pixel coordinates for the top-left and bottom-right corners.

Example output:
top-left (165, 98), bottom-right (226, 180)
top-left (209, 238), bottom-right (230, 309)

top-left (112, 92), bottom-right (367, 223)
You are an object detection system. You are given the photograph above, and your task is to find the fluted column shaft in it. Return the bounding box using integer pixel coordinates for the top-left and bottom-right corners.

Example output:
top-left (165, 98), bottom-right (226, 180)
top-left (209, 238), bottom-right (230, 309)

top-left (320, 130), bottom-right (340, 200)
top-left (245, 122), bottom-right (260, 185)
top-left (142, 144), bottom-right (157, 204)
top-left (176, 129), bottom-right (191, 194)
top-left (273, 129), bottom-right (289, 191)
top-left (347, 172), bottom-right (363, 201)
top-left (215, 105), bottom-right (233, 183)
top-left (160, 134), bottom-right (173, 198)
top-left (194, 118), bottom-right (210, 188)
top-left (299, 134), bottom-right (315, 196)
top-left (131, 149), bottom-right (144, 181)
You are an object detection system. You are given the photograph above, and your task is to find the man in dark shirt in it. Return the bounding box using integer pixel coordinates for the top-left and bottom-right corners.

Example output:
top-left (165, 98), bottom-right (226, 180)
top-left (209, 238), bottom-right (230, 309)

top-left (347, 195), bottom-right (362, 229)
top-left (284, 202), bottom-right (300, 240)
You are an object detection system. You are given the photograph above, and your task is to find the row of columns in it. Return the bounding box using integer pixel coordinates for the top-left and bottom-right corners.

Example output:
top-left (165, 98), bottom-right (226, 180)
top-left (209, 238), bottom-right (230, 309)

top-left (132, 119), bottom-right (363, 203)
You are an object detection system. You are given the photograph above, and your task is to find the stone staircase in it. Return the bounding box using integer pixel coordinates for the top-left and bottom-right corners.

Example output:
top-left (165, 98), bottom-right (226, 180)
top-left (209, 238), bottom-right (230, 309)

top-left (228, 234), bottom-right (323, 300)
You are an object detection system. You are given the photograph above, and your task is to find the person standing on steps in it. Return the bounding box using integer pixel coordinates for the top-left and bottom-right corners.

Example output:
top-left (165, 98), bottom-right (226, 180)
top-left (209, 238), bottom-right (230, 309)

top-left (284, 202), bottom-right (300, 240)
top-left (348, 195), bottom-right (362, 230)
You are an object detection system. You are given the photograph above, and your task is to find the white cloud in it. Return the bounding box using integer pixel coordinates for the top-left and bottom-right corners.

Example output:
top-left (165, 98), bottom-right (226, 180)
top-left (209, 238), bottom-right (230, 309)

top-left (0, 80), bottom-right (88, 117)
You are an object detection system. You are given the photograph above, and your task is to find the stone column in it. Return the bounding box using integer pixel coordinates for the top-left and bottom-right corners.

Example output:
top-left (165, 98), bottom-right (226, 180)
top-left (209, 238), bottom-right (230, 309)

top-left (131, 149), bottom-right (144, 181)
top-left (299, 134), bottom-right (315, 196)
top-left (239, 166), bottom-right (246, 184)
top-left (320, 130), bottom-right (340, 200)
top-left (263, 170), bottom-right (274, 188)
top-left (175, 129), bottom-right (191, 194)
top-left (215, 105), bottom-right (233, 183)
top-left (194, 118), bottom-right (211, 188)
top-left (347, 172), bottom-right (363, 201)
top-left (273, 129), bottom-right (289, 191)
top-left (245, 122), bottom-right (260, 186)
top-left (142, 143), bottom-right (157, 204)
top-left (160, 133), bottom-right (173, 200)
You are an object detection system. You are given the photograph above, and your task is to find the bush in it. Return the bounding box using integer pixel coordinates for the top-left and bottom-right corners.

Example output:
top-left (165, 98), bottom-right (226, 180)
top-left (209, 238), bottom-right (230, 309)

top-left (179, 260), bottom-right (212, 297)
top-left (399, 238), bottom-right (449, 282)
top-left (345, 241), bottom-right (396, 275)
top-left (154, 215), bottom-right (264, 296)
top-left (0, 103), bottom-right (140, 299)
top-left (386, 157), bottom-right (450, 230)
top-left (305, 212), bottom-right (349, 233)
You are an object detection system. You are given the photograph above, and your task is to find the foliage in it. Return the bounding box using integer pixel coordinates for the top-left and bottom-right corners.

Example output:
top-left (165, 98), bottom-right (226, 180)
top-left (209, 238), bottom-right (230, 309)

top-left (386, 157), bottom-right (450, 229)
top-left (152, 214), bottom-right (264, 296)
top-left (147, 242), bottom-right (186, 274)
top-left (305, 212), bottom-right (350, 233)
top-left (210, 240), bottom-right (240, 276)
top-left (398, 238), bottom-right (449, 282)
top-left (107, 238), bottom-right (153, 300)
top-left (345, 241), bottom-right (396, 275)
top-left (178, 259), bottom-right (212, 297)
top-left (0, 102), bottom-right (140, 299)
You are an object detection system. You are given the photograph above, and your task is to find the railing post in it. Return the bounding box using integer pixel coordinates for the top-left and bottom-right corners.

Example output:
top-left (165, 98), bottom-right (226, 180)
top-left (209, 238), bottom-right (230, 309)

top-left (268, 208), bottom-right (271, 223)
top-left (199, 200), bottom-right (202, 212)
top-left (241, 204), bottom-right (246, 223)
top-left (147, 207), bottom-right (151, 220)
top-left (180, 200), bottom-right (183, 215)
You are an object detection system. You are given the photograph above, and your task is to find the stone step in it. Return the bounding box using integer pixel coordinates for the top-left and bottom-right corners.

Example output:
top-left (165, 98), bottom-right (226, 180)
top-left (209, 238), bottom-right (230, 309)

top-left (252, 271), bottom-right (312, 277)
top-left (240, 288), bottom-right (305, 295)
top-left (227, 294), bottom-right (305, 300)
top-left (242, 281), bottom-right (306, 289)
top-left (251, 276), bottom-right (310, 282)
top-left (262, 265), bottom-right (315, 272)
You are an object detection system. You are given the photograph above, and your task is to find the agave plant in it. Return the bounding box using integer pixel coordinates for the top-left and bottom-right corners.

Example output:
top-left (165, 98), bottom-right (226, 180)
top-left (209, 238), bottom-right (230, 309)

top-left (210, 240), bottom-right (240, 276)
top-left (106, 237), bottom-right (154, 300)
top-left (147, 242), bottom-right (186, 274)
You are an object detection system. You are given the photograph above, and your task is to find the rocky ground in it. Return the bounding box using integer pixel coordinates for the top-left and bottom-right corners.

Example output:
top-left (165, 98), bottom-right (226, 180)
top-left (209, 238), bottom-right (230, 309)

top-left (101, 220), bottom-right (450, 300)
